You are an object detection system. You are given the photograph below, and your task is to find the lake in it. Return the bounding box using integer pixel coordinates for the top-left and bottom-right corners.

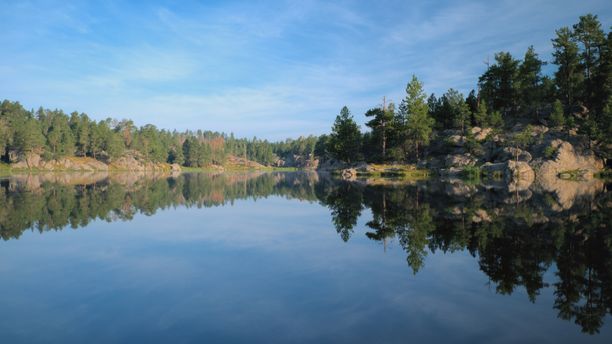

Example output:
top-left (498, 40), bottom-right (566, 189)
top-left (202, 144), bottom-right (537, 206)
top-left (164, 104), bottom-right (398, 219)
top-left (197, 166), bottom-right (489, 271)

top-left (0, 172), bottom-right (610, 343)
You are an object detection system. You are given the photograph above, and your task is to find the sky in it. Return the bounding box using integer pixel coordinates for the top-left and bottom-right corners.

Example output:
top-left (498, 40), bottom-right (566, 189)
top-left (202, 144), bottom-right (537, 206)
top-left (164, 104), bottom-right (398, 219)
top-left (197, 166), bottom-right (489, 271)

top-left (1, 0), bottom-right (610, 140)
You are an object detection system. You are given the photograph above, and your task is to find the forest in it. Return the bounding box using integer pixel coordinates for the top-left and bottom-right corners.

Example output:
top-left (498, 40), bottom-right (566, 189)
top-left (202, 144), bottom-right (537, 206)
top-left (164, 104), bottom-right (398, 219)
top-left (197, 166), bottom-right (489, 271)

top-left (0, 99), bottom-right (318, 167)
top-left (0, 13), bottom-right (609, 168)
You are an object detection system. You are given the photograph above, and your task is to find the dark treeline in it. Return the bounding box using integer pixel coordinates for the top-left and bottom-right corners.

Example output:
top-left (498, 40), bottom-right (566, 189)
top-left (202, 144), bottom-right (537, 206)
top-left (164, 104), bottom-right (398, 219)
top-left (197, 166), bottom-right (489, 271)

top-left (0, 172), bottom-right (609, 333)
top-left (0, 100), bottom-right (319, 166)
top-left (322, 14), bottom-right (611, 163)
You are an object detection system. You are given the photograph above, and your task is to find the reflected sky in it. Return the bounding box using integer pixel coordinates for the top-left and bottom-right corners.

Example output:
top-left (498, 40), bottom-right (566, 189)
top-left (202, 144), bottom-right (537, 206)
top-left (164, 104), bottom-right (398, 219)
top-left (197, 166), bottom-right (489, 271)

top-left (0, 173), bottom-right (610, 343)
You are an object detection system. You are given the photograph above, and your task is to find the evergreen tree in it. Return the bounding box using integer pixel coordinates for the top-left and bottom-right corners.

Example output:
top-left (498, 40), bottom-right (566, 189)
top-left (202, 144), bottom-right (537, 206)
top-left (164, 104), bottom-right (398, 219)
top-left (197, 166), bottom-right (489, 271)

top-left (518, 46), bottom-right (545, 117)
top-left (328, 106), bottom-right (362, 163)
top-left (88, 121), bottom-right (108, 159)
top-left (489, 110), bottom-right (504, 129)
top-left (182, 136), bottom-right (200, 167)
top-left (365, 102), bottom-right (394, 162)
top-left (573, 14), bottom-right (605, 105)
top-left (478, 52), bottom-right (520, 114)
top-left (169, 143), bottom-right (185, 165)
top-left (402, 75), bottom-right (434, 162)
top-left (70, 112), bottom-right (90, 157)
top-left (466, 90), bottom-right (478, 114)
top-left (552, 27), bottom-right (583, 107)
top-left (550, 100), bottom-right (566, 128)
top-left (473, 100), bottom-right (489, 127)
top-left (137, 124), bottom-right (167, 162)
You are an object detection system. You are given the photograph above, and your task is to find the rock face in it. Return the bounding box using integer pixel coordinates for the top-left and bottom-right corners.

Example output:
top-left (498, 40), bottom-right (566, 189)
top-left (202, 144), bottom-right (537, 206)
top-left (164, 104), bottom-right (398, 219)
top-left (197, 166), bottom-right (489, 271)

top-left (470, 127), bottom-right (492, 141)
top-left (10, 151), bottom-right (179, 172)
top-left (225, 155), bottom-right (267, 169)
top-left (482, 160), bottom-right (535, 191)
top-left (447, 135), bottom-right (465, 147)
top-left (472, 209), bottom-right (492, 223)
top-left (10, 152), bottom-right (43, 169)
top-left (12, 155), bottom-right (109, 171)
top-left (341, 168), bottom-right (358, 180)
top-left (493, 147), bottom-right (533, 163)
top-left (445, 153), bottom-right (476, 168)
top-left (532, 139), bottom-right (605, 210)
top-left (537, 139), bottom-right (604, 180)
top-left (276, 154), bottom-right (319, 169)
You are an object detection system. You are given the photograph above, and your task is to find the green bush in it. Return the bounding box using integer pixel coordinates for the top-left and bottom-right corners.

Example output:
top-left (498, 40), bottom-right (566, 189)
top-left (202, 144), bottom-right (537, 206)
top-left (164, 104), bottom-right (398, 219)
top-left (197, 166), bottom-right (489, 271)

top-left (544, 145), bottom-right (557, 159)
top-left (461, 165), bottom-right (481, 180)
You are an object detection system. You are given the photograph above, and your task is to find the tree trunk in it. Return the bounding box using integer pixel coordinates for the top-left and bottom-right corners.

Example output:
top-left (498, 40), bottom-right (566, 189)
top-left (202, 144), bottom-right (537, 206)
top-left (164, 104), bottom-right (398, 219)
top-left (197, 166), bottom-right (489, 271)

top-left (382, 120), bottom-right (386, 161)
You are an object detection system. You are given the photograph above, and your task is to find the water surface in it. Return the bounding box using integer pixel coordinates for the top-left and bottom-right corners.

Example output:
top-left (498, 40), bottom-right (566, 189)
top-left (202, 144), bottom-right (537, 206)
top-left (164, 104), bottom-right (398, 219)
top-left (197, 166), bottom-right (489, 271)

top-left (0, 172), bottom-right (610, 343)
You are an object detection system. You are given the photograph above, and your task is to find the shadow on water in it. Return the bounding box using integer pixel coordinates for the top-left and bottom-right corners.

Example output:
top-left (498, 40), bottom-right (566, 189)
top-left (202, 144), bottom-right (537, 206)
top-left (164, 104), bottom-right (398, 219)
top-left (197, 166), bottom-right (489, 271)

top-left (0, 171), bottom-right (610, 334)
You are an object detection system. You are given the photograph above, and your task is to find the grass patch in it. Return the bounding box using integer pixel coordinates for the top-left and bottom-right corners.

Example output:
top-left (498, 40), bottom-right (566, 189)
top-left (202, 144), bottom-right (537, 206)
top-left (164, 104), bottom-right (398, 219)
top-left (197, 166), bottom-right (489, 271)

top-left (461, 165), bottom-right (481, 182)
top-left (544, 145), bottom-right (557, 159)
top-left (481, 167), bottom-right (504, 180)
top-left (558, 169), bottom-right (587, 181)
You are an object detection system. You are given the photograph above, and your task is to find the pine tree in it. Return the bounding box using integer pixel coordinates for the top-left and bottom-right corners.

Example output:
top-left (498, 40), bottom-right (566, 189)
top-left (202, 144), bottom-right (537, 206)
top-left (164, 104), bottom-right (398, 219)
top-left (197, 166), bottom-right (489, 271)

top-left (328, 106), bottom-right (362, 163)
top-left (478, 52), bottom-right (520, 114)
top-left (552, 27), bottom-right (583, 107)
top-left (518, 46), bottom-right (545, 117)
top-left (549, 100), bottom-right (565, 128)
top-left (473, 100), bottom-right (489, 127)
top-left (573, 14), bottom-right (605, 105)
top-left (403, 75), bottom-right (434, 162)
top-left (365, 102), bottom-right (394, 161)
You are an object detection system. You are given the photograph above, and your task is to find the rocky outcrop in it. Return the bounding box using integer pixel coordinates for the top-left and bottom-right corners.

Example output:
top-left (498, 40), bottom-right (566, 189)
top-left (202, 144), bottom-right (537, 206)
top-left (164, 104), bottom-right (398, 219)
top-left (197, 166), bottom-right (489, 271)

top-left (470, 127), bottom-right (492, 141)
top-left (530, 140), bottom-right (605, 210)
top-left (10, 152), bottom-right (42, 169)
top-left (109, 155), bottom-right (172, 171)
top-left (341, 168), bottom-right (358, 180)
top-left (536, 139), bottom-right (604, 181)
top-left (482, 160), bottom-right (535, 191)
top-left (225, 155), bottom-right (267, 169)
top-left (444, 180), bottom-right (477, 197)
top-left (276, 154), bottom-right (319, 169)
top-left (12, 156), bottom-right (109, 171)
top-left (472, 209), bottom-right (492, 223)
top-left (445, 153), bottom-right (476, 168)
top-left (447, 135), bottom-right (465, 147)
top-left (493, 147), bottom-right (533, 163)
top-left (10, 151), bottom-right (180, 172)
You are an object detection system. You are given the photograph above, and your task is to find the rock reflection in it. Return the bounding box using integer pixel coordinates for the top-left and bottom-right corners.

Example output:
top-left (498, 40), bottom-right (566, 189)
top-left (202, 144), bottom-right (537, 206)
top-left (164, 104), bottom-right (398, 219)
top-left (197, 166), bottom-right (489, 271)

top-left (0, 171), bottom-right (609, 334)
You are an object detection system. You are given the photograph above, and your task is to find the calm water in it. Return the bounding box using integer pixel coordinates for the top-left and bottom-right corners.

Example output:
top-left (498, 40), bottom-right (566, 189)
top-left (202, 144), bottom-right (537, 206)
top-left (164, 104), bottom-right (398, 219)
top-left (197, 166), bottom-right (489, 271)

top-left (0, 172), bottom-right (610, 343)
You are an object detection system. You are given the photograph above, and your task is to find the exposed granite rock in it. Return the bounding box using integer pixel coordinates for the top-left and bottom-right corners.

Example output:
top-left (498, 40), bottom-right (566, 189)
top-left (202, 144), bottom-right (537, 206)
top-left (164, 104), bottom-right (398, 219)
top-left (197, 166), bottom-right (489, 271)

top-left (472, 209), bottom-right (492, 223)
top-left (482, 160), bottom-right (535, 192)
top-left (11, 151), bottom-right (178, 172)
top-left (493, 147), bottom-right (533, 163)
top-left (470, 127), bottom-right (493, 141)
top-left (445, 153), bottom-right (476, 168)
top-left (536, 139), bottom-right (604, 181)
top-left (341, 168), bottom-right (357, 180)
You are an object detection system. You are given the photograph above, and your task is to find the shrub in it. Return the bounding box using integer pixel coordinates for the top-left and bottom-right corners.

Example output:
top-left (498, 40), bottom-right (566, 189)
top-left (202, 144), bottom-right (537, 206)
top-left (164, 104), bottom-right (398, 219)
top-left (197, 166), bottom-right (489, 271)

top-left (544, 145), bottom-right (556, 159)
top-left (461, 165), bottom-right (481, 180)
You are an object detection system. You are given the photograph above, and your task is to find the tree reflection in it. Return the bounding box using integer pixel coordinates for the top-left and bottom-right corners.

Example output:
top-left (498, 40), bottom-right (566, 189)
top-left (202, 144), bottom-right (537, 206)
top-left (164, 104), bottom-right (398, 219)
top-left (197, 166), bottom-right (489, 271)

top-left (0, 172), bottom-right (610, 333)
top-left (320, 176), bottom-right (611, 334)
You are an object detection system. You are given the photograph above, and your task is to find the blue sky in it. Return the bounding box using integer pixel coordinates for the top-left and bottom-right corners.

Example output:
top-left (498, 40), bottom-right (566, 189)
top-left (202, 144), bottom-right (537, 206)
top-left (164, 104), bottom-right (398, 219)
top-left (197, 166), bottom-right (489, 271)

top-left (1, 0), bottom-right (610, 140)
